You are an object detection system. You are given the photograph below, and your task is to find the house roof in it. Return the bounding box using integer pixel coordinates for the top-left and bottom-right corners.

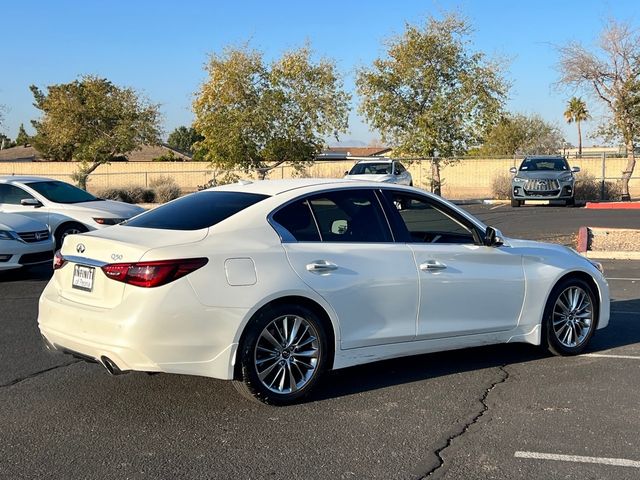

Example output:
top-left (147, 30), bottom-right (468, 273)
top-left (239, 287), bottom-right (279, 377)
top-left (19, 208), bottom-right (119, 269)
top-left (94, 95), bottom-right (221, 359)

top-left (321, 146), bottom-right (392, 158)
top-left (0, 144), bottom-right (192, 162)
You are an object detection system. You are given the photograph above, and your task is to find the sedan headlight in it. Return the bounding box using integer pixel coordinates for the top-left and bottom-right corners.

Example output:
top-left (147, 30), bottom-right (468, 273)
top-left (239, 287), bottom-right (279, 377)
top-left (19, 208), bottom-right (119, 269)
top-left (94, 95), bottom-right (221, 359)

top-left (559, 173), bottom-right (573, 182)
top-left (93, 217), bottom-right (126, 225)
top-left (512, 177), bottom-right (526, 183)
top-left (0, 230), bottom-right (18, 241)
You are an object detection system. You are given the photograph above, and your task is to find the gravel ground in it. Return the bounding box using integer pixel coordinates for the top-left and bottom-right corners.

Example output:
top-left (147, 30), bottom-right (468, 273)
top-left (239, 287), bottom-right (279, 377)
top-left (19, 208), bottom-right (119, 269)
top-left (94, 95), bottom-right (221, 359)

top-left (589, 228), bottom-right (640, 252)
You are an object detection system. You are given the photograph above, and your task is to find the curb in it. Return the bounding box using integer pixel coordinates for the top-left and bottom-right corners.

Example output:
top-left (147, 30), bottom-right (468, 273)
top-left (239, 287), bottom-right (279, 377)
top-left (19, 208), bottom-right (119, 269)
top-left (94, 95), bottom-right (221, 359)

top-left (585, 201), bottom-right (640, 209)
top-left (577, 226), bottom-right (640, 260)
top-left (576, 226), bottom-right (589, 253)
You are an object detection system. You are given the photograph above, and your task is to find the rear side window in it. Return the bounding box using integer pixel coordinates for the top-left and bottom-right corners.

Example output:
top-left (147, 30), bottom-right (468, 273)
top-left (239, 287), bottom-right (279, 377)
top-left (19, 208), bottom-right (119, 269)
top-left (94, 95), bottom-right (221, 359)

top-left (125, 191), bottom-right (269, 230)
top-left (272, 199), bottom-right (321, 241)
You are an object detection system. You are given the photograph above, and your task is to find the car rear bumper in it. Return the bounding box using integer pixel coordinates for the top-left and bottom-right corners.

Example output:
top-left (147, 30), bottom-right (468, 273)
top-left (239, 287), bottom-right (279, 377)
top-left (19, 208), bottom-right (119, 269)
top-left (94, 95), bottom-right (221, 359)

top-left (38, 279), bottom-right (249, 380)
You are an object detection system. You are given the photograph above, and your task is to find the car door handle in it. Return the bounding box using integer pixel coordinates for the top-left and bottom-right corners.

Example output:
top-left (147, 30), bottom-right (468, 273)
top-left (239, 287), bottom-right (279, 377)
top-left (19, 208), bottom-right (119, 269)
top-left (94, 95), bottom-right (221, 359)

top-left (419, 260), bottom-right (447, 271)
top-left (306, 260), bottom-right (338, 273)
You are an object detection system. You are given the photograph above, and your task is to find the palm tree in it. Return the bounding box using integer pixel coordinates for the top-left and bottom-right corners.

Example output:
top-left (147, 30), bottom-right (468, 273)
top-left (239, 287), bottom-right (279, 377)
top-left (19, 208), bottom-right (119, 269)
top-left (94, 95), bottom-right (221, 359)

top-left (564, 97), bottom-right (590, 156)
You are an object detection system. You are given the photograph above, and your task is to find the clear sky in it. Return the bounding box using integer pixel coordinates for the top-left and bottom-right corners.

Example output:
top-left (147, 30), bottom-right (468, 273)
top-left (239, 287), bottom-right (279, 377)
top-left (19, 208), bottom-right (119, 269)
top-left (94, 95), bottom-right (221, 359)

top-left (1, 0), bottom-right (637, 147)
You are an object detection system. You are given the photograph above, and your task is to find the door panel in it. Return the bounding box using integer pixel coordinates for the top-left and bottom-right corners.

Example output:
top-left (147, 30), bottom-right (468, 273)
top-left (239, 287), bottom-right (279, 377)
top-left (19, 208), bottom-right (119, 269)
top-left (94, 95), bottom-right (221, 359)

top-left (410, 244), bottom-right (525, 339)
top-left (284, 243), bottom-right (419, 348)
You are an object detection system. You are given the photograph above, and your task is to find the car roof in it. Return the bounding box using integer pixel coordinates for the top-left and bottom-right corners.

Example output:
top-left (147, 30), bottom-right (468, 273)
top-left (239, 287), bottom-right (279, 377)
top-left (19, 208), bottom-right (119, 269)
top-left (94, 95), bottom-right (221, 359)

top-left (354, 158), bottom-right (395, 164)
top-left (209, 178), bottom-right (409, 196)
top-left (0, 175), bottom-right (56, 184)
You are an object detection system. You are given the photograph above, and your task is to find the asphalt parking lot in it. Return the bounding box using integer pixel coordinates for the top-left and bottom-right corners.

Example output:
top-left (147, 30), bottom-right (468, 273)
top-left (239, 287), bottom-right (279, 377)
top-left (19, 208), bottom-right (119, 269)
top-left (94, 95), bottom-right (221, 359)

top-left (1, 205), bottom-right (638, 479)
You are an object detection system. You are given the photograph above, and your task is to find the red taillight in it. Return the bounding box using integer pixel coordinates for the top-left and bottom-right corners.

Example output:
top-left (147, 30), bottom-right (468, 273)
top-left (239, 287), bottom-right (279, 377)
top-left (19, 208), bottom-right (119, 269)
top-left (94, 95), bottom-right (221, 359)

top-left (101, 258), bottom-right (208, 288)
top-left (53, 250), bottom-right (66, 270)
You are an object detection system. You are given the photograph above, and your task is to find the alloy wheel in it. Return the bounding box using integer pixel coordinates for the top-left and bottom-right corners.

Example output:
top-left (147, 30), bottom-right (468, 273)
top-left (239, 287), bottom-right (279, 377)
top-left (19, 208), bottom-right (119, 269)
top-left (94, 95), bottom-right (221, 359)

top-left (552, 286), bottom-right (593, 348)
top-left (254, 315), bottom-right (320, 394)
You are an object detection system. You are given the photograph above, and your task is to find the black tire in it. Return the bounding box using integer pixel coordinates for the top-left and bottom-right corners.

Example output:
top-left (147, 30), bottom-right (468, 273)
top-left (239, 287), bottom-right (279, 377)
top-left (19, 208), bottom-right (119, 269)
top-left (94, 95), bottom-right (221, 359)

top-left (543, 277), bottom-right (598, 356)
top-left (511, 198), bottom-right (521, 207)
top-left (233, 304), bottom-right (329, 405)
top-left (54, 222), bottom-right (88, 249)
top-left (566, 197), bottom-right (575, 207)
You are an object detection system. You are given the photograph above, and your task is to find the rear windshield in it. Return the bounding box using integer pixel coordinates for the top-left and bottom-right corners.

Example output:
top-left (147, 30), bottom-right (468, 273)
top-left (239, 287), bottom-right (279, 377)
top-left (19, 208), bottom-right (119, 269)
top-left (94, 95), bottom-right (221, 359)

top-left (124, 191), bottom-right (269, 230)
top-left (349, 162), bottom-right (392, 175)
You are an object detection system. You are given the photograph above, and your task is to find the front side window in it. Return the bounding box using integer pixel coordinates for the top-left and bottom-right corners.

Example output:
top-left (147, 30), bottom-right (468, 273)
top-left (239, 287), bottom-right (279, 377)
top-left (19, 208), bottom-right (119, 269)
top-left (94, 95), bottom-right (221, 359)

top-left (125, 191), bottom-right (269, 230)
top-left (307, 190), bottom-right (392, 242)
top-left (27, 181), bottom-right (98, 204)
top-left (382, 191), bottom-right (476, 244)
top-left (0, 184), bottom-right (35, 205)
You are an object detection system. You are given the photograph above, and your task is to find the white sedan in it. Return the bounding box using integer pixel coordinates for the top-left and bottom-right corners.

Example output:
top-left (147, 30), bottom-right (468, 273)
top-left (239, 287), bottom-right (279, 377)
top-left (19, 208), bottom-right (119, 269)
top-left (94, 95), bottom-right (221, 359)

top-left (0, 212), bottom-right (55, 270)
top-left (38, 179), bottom-right (609, 405)
top-left (344, 159), bottom-right (413, 185)
top-left (0, 176), bottom-right (145, 248)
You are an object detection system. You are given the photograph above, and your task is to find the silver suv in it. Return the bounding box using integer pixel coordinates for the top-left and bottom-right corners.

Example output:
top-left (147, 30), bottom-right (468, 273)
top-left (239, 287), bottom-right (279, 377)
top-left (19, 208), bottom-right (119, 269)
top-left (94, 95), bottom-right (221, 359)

top-left (510, 156), bottom-right (580, 207)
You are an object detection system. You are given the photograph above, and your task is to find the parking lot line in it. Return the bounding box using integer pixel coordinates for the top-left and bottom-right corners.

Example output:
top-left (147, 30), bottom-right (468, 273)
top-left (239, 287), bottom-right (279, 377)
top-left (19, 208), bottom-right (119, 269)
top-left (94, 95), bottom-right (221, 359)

top-left (515, 451), bottom-right (640, 468)
top-left (582, 353), bottom-right (640, 360)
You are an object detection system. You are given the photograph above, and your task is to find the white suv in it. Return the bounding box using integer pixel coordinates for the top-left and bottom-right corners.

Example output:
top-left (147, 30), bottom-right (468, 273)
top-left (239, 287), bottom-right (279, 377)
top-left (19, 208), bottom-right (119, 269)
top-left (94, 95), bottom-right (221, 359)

top-left (0, 176), bottom-right (145, 248)
top-left (344, 158), bottom-right (413, 186)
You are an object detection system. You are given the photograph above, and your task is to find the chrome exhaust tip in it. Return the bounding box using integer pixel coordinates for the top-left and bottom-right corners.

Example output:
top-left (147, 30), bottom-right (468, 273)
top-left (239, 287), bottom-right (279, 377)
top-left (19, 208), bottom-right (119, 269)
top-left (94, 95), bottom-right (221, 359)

top-left (100, 356), bottom-right (124, 376)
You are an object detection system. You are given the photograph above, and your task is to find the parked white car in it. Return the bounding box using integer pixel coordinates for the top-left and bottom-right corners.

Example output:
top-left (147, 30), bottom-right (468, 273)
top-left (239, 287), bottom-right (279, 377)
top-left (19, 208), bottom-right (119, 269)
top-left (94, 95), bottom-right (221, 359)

top-left (344, 158), bottom-right (413, 185)
top-left (39, 179), bottom-right (609, 405)
top-left (0, 176), bottom-right (145, 248)
top-left (0, 212), bottom-right (55, 270)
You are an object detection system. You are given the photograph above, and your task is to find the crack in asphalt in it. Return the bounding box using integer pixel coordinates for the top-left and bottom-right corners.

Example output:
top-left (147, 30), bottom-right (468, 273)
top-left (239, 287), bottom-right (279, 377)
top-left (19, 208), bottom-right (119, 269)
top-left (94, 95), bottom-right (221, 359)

top-left (417, 365), bottom-right (510, 479)
top-left (0, 360), bottom-right (80, 389)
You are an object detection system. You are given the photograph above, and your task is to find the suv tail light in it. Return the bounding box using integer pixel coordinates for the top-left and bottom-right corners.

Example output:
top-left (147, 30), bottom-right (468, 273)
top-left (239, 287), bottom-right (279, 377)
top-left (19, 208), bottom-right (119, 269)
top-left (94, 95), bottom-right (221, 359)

top-left (101, 258), bottom-right (208, 288)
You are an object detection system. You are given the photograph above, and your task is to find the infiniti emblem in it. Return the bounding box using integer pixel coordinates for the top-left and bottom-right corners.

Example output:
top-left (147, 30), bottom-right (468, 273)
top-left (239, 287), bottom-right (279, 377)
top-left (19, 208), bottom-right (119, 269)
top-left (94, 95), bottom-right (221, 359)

top-left (76, 243), bottom-right (86, 254)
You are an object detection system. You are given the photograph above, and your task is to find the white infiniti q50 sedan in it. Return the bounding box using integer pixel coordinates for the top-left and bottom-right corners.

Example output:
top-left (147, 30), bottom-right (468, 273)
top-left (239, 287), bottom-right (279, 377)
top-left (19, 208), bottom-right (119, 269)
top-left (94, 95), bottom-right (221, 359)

top-left (38, 179), bottom-right (609, 405)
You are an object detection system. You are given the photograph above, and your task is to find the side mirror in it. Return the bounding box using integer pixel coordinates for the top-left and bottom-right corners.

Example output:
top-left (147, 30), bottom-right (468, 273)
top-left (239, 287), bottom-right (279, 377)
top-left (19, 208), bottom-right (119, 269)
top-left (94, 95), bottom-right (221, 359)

top-left (509, 167), bottom-right (517, 174)
top-left (484, 226), bottom-right (504, 247)
top-left (21, 198), bottom-right (43, 208)
top-left (571, 166), bottom-right (580, 173)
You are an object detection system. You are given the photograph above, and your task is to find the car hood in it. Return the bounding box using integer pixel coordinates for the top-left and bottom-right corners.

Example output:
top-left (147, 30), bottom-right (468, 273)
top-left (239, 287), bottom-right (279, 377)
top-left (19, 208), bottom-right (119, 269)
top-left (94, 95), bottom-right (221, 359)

top-left (505, 237), bottom-right (586, 260)
top-left (0, 212), bottom-right (49, 232)
top-left (59, 200), bottom-right (145, 218)
top-left (515, 171), bottom-right (571, 180)
top-left (344, 174), bottom-right (393, 182)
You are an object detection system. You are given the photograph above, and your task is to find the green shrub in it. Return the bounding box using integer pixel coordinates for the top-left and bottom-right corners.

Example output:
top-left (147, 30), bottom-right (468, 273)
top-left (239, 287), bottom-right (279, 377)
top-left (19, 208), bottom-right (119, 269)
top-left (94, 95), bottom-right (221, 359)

top-left (574, 173), bottom-right (621, 201)
top-left (491, 173), bottom-right (512, 199)
top-left (149, 175), bottom-right (182, 203)
top-left (97, 186), bottom-right (155, 203)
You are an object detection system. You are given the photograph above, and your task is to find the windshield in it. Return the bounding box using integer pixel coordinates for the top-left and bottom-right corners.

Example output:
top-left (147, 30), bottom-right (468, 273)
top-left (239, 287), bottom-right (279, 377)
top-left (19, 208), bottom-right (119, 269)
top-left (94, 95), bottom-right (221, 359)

top-left (519, 158), bottom-right (569, 172)
top-left (28, 181), bottom-right (99, 203)
top-left (125, 191), bottom-right (269, 230)
top-left (348, 162), bottom-right (392, 175)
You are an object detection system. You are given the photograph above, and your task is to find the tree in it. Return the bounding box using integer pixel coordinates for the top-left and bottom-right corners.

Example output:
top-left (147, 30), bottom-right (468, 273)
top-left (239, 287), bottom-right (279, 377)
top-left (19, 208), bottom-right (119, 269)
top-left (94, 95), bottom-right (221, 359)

top-left (563, 97), bottom-right (590, 156)
top-left (193, 45), bottom-right (350, 177)
top-left (480, 113), bottom-right (565, 156)
top-left (0, 133), bottom-right (14, 149)
top-left (30, 75), bottom-right (161, 189)
top-left (557, 19), bottom-right (640, 200)
top-left (356, 14), bottom-right (508, 194)
top-left (15, 123), bottom-right (30, 146)
top-left (167, 126), bottom-right (203, 156)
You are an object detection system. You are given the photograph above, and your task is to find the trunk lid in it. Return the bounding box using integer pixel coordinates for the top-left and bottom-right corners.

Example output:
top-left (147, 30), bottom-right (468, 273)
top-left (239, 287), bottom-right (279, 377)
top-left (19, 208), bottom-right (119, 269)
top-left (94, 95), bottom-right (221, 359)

top-left (55, 225), bottom-right (207, 308)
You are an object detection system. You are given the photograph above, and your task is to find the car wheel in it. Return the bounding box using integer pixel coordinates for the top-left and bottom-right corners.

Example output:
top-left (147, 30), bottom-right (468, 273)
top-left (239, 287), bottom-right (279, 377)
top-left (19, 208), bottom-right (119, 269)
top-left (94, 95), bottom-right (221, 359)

top-left (511, 198), bottom-right (521, 207)
top-left (543, 277), bottom-right (597, 356)
top-left (233, 304), bottom-right (329, 405)
top-left (54, 222), bottom-right (88, 249)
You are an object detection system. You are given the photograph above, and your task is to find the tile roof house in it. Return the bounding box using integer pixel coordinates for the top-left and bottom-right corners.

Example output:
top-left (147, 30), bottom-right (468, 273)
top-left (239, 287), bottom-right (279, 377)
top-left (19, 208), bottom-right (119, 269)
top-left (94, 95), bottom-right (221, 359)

top-left (0, 144), bottom-right (192, 162)
top-left (317, 146), bottom-right (392, 160)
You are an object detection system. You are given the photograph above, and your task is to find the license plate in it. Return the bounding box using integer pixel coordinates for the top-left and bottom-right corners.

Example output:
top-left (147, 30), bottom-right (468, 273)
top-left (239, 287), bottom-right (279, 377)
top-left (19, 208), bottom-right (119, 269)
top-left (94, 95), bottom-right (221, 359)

top-left (72, 265), bottom-right (95, 292)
